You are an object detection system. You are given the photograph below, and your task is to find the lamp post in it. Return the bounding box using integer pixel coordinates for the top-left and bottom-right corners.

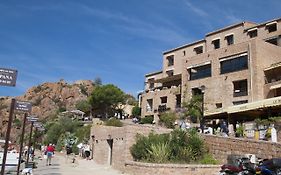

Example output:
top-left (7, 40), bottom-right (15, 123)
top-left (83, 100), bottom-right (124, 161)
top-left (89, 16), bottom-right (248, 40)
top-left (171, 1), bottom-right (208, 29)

top-left (200, 85), bottom-right (205, 133)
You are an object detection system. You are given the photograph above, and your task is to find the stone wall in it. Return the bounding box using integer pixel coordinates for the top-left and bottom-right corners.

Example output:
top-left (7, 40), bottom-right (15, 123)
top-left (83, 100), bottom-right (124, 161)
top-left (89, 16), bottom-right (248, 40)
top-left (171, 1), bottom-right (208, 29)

top-left (91, 124), bottom-right (171, 171)
top-left (125, 161), bottom-right (220, 175)
top-left (204, 135), bottom-right (281, 163)
top-left (91, 124), bottom-right (281, 174)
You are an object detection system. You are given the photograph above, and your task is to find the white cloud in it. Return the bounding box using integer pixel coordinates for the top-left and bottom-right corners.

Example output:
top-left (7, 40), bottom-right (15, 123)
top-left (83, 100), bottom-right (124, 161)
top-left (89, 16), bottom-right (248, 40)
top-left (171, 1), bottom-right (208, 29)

top-left (184, 0), bottom-right (208, 17)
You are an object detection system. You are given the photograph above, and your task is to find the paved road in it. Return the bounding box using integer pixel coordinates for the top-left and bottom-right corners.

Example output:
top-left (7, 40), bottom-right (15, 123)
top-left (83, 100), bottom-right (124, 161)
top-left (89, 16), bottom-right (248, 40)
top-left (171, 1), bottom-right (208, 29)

top-left (33, 153), bottom-right (128, 175)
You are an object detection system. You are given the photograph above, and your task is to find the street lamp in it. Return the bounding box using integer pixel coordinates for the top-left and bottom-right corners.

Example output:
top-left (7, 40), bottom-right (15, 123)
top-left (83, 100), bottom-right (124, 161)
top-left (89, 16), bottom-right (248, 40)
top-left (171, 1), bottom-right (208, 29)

top-left (200, 85), bottom-right (206, 133)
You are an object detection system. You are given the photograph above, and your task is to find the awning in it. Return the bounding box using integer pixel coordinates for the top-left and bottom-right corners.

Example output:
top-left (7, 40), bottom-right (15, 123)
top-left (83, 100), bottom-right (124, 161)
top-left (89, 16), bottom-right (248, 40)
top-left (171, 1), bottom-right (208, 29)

top-left (270, 83), bottom-right (281, 90)
top-left (204, 108), bottom-right (226, 117)
top-left (266, 21), bottom-right (277, 26)
top-left (264, 62), bottom-right (281, 71)
top-left (227, 96), bottom-right (281, 114)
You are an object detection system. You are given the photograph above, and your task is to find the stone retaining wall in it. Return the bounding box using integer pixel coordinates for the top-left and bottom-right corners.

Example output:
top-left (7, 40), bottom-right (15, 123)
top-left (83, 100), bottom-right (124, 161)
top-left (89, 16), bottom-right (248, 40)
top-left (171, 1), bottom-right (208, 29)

top-left (204, 135), bottom-right (281, 163)
top-left (125, 161), bottom-right (220, 175)
top-left (91, 124), bottom-right (281, 174)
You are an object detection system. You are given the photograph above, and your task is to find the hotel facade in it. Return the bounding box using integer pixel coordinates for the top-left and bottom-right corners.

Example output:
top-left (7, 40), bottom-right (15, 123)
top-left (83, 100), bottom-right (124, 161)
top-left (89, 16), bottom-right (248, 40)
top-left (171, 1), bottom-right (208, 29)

top-left (140, 18), bottom-right (281, 123)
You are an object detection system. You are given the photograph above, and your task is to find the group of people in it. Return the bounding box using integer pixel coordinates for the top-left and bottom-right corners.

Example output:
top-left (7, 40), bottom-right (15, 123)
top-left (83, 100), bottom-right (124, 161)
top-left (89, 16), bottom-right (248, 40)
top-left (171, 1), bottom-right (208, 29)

top-left (77, 142), bottom-right (91, 160)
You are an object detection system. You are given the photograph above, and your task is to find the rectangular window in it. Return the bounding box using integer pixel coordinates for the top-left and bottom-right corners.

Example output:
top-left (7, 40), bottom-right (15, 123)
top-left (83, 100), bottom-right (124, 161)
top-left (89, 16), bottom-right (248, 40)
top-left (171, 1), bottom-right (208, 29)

top-left (248, 30), bottom-right (257, 38)
top-left (167, 55), bottom-right (174, 66)
top-left (192, 88), bottom-right (202, 96)
top-left (233, 100), bottom-right (248, 105)
top-left (266, 36), bottom-right (279, 46)
top-left (176, 94), bottom-right (181, 108)
top-left (266, 23), bottom-right (277, 33)
top-left (212, 39), bottom-right (220, 49)
top-left (189, 64), bottom-right (211, 80)
top-left (233, 79), bottom-right (248, 97)
top-left (160, 96), bottom-right (167, 104)
top-left (146, 99), bottom-right (153, 112)
top-left (148, 78), bottom-right (154, 89)
top-left (194, 46), bottom-right (203, 54)
top-left (225, 34), bottom-right (234, 45)
top-left (220, 54), bottom-right (248, 74)
top-left (216, 103), bottom-right (222, 108)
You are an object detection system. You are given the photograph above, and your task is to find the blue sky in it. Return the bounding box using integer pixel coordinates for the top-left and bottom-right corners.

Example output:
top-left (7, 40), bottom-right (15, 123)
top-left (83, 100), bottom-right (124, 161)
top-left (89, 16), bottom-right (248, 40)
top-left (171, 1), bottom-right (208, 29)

top-left (0, 0), bottom-right (280, 97)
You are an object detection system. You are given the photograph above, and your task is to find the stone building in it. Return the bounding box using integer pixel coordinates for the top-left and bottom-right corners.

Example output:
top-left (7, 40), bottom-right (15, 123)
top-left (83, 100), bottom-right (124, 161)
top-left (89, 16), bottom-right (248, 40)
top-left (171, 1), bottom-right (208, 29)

top-left (140, 17), bottom-right (281, 123)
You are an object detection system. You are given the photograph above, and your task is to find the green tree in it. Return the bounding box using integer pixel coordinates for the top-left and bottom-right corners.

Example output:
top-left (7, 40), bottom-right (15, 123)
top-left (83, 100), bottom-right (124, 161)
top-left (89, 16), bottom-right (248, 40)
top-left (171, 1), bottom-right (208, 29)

top-left (76, 100), bottom-right (91, 115)
top-left (183, 95), bottom-right (203, 123)
top-left (89, 84), bottom-right (125, 118)
top-left (132, 106), bottom-right (141, 117)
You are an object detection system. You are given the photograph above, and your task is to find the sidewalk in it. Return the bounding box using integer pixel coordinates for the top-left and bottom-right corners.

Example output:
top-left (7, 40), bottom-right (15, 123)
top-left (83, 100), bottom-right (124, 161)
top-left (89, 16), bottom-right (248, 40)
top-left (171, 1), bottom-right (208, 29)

top-left (33, 152), bottom-right (128, 175)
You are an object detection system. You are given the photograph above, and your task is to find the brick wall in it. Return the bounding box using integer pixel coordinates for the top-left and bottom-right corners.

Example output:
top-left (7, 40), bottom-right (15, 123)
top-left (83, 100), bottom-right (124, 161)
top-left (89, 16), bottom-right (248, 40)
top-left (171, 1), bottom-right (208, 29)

top-left (125, 161), bottom-right (220, 175)
top-left (204, 135), bottom-right (281, 163)
top-left (92, 124), bottom-right (281, 174)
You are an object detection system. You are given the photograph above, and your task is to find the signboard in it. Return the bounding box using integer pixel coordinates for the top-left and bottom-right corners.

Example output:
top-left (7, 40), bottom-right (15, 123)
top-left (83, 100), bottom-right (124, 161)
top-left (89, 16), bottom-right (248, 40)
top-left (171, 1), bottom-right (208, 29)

top-left (15, 101), bottom-right (32, 113)
top-left (0, 68), bottom-right (18, 87)
top-left (27, 116), bottom-right (38, 122)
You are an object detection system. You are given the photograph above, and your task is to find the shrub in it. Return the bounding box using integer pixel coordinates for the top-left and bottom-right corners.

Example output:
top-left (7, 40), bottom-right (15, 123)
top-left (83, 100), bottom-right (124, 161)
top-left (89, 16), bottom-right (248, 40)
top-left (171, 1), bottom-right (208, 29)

top-left (186, 128), bottom-right (206, 161)
top-left (130, 129), bottom-right (208, 164)
top-left (140, 115), bottom-right (154, 124)
top-left (147, 142), bottom-right (171, 163)
top-left (105, 118), bottom-right (123, 127)
top-left (159, 112), bottom-right (177, 128)
top-left (199, 154), bottom-right (219, 164)
top-left (130, 132), bottom-right (169, 162)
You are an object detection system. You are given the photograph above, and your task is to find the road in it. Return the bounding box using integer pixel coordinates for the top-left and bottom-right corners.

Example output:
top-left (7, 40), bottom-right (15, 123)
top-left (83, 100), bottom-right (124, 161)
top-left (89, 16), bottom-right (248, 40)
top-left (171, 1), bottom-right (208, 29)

top-left (33, 152), bottom-right (128, 175)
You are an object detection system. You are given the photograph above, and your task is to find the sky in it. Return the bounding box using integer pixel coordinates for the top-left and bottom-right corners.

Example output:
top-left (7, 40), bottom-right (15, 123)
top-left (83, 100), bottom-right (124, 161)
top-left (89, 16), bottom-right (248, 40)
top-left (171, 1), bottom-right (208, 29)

top-left (0, 0), bottom-right (280, 97)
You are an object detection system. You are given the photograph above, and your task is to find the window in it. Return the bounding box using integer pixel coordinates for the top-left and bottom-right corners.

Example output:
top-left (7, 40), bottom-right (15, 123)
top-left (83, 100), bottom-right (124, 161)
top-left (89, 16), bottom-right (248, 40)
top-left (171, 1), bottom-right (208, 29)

top-left (183, 50), bottom-right (186, 56)
top-left (146, 99), bottom-right (153, 112)
top-left (233, 100), bottom-right (248, 105)
top-left (167, 55), bottom-right (174, 66)
top-left (160, 96), bottom-right (167, 104)
top-left (192, 88), bottom-right (202, 96)
top-left (212, 39), bottom-right (220, 49)
top-left (220, 54), bottom-right (248, 74)
top-left (225, 34), bottom-right (234, 45)
top-left (166, 70), bottom-right (174, 77)
top-left (233, 79), bottom-right (248, 97)
top-left (194, 46), bottom-right (203, 54)
top-left (248, 29), bottom-right (257, 38)
top-left (148, 78), bottom-right (154, 89)
top-left (189, 64), bottom-right (211, 80)
top-left (266, 23), bottom-right (277, 33)
top-left (176, 94), bottom-right (181, 108)
top-left (216, 103), bottom-right (222, 108)
top-left (266, 36), bottom-right (279, 46)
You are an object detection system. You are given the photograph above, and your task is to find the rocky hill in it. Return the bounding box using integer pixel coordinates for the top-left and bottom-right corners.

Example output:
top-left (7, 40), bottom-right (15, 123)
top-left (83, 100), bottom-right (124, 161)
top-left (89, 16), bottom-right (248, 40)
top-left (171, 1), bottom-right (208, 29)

top-left (0, 79), bottom-right (95, 140)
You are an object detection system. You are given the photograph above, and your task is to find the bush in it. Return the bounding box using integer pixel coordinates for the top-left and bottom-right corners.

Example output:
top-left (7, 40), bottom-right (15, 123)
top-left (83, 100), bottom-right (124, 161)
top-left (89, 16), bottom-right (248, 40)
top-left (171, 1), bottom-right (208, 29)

top-left (199, 154), bottom-right (219, 164)
top-left (147, 142), bottom-right (171, 163)
top-left (140, 115), bottom-right (154, 124)
top-left (130, 133), bottom-right (169, 162)
top-left (159, 112), bottom-right (177, 129)
top-left (130, 129), bottom-right (208, 164)
top-left (105, 118), bottom-right (123, 127)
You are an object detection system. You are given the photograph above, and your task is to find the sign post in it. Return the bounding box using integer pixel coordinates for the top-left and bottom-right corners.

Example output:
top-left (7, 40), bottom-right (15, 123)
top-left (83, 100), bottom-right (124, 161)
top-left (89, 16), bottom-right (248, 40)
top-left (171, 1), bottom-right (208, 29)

top-left (16, 113), bottom-right (27, 175)
top-left (0, 99), bottom-right (16, 175)
top-left (26, 116), bottom-right (38, 166)
top-left (0, 68), bottom-right (17, 175)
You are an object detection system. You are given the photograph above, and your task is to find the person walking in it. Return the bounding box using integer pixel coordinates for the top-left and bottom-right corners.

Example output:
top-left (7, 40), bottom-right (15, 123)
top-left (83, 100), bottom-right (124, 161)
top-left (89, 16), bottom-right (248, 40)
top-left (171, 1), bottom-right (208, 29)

top-left (46, 143), bottom-right (55, 166)
top-left (84, 143), bottom-right (91, 160)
